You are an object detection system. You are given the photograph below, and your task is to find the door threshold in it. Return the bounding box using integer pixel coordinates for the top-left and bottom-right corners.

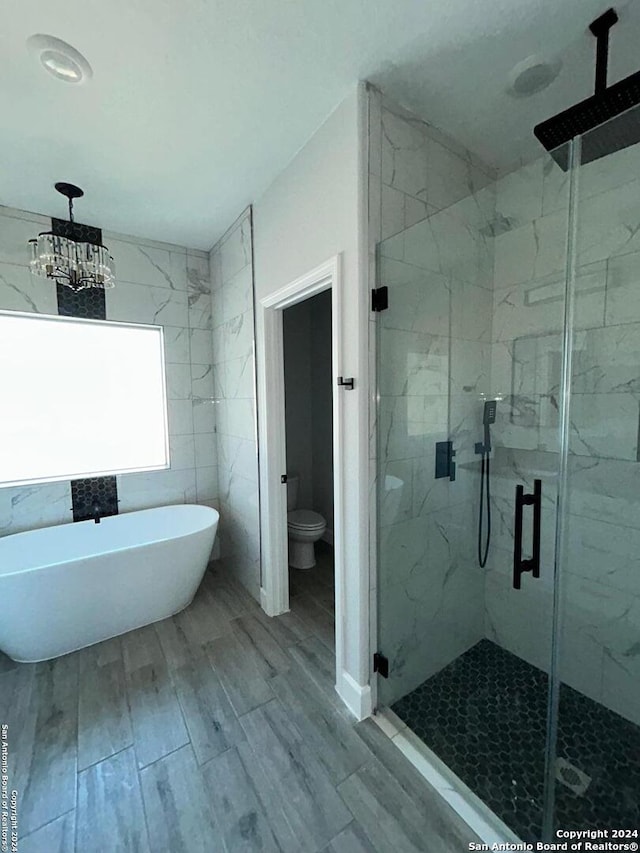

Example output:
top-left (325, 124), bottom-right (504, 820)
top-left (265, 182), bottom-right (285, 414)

top-left (373, 708), bottom-right (522, 846)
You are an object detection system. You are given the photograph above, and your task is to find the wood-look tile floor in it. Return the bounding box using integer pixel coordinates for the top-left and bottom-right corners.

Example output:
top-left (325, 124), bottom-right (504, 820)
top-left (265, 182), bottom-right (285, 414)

top-left (0, 553), bottom-right (479, 852)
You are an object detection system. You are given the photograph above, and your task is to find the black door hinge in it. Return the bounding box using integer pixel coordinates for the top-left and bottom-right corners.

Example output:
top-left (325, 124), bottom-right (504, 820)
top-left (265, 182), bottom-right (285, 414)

top-left (371, 286), bottom-right (388, 312)
top-left (373, 652), bottom-right (389, 678)
top-left (281, 474), bottom-right (288, 484)
top-left (337, 376), bottom-right (355, 390)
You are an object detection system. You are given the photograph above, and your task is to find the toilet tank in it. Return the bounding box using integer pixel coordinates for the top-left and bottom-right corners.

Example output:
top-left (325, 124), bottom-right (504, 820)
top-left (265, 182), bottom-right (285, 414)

top-left (286, 475), bottom-right (299, 511)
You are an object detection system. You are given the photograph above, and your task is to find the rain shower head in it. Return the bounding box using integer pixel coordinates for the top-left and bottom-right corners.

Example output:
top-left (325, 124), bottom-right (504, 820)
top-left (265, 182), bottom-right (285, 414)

top-left (534, 8), bottom-right (640, 170)
top-left (534, 72), bottom-right (640, 169)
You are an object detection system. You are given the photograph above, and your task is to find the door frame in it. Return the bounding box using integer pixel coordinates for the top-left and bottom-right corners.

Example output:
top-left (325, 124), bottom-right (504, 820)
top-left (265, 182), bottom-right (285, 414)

top-left (256, 255), bottom-right (345, 682)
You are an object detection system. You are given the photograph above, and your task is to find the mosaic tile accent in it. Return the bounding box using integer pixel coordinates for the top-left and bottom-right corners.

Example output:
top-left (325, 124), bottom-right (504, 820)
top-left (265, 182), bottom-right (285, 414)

top-left (391, 639), bottom-right (640, 841)
top-left (52, 216), bottom-right (108, 320)
top-left (71, 477), bottom-right (119, 523)
top-left (56, 283), bottom-right (106, 320)
top-left (51, 216), bottom-right (102, 246)
top-left (52, 222), bottom-right (121, 522)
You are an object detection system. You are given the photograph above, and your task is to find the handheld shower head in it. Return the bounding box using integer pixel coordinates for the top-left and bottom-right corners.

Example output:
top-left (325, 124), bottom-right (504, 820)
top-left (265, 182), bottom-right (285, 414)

top-left (483, 399), bottom-right (497, 453)
top-left (483, 400), bottom-right (497, 426)
top-left (477, 399), bottom-right (499, 567)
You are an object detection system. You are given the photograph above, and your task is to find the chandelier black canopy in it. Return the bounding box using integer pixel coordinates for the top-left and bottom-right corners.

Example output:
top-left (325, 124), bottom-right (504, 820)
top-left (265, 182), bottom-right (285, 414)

top-left (28, 183), bottom-right (115, 291)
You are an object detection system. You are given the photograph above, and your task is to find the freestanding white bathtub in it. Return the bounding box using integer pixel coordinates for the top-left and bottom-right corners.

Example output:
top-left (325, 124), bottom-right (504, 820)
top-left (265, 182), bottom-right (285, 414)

top-left (0, 504), bottom-right (218, 662)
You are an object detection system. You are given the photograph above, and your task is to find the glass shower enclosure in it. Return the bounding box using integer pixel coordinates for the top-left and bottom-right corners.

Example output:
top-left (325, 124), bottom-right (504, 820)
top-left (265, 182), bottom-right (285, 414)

top-left (375, 109), bottom-right (640, 840)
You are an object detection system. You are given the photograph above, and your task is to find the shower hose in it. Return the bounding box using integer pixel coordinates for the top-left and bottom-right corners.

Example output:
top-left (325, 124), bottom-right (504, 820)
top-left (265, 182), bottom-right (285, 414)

top-left (478, 451), bottom-right (491, 568)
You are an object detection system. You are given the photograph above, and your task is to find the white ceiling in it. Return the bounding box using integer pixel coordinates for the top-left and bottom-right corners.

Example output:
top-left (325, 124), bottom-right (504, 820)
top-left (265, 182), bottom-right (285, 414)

top-left (1, 0), bottom-right (638, 249)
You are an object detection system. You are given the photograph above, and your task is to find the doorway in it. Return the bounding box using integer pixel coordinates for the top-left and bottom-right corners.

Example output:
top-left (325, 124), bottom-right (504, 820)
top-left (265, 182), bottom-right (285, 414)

top-left (256, 256), bottom-right (349, 697)
top-left (282, 290), bottom-right (335, 650)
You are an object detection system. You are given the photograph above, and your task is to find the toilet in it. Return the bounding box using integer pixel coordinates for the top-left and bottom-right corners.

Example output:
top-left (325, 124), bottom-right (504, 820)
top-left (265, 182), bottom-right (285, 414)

top-left (286, 475), bottom-right (326, 569)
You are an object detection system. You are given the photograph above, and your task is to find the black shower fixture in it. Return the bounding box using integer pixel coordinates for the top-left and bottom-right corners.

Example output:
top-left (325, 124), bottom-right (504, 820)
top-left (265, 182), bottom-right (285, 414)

top-left (534, 8), bottom-right (640, 169)
top-left (476, 400), bottom-right (497, 568)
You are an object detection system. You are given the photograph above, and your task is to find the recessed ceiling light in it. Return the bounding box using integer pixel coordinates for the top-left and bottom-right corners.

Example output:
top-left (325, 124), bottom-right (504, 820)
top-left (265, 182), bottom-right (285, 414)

top-left (507, 54), bottom-right (562, 98)
top-left (26, 34), bottom-right (92, 84)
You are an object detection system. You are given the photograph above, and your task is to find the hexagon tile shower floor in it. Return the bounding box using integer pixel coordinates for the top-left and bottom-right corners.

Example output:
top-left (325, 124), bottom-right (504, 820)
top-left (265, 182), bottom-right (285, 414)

top-left (392, 640), bottom-right (640, 840)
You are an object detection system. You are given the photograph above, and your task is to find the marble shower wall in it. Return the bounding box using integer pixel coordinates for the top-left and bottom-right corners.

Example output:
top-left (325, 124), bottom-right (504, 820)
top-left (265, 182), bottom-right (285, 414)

top-left (368, 88), bottom-right (497, 704)
top-left (370, 91), bottom-right (640, 727)
top-left (0, 204), bottom-right (218, 536)
top-left (487, 144), bottom-right (640, 726)
top-left (209, 208), bottom-right (261, 601)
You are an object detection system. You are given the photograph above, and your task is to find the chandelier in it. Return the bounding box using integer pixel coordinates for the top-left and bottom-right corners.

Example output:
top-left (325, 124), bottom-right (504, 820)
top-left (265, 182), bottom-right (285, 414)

top-left (29, 183), bottom-right (115, 291)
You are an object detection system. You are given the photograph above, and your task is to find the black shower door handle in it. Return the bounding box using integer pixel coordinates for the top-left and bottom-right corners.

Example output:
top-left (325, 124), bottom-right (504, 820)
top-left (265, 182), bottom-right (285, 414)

top-left (513, 479), bottom-right (542, 589)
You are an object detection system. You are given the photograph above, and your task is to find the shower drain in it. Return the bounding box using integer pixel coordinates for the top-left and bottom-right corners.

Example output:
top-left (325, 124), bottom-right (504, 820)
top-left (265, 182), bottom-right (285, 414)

top-left (555, 758), bottom-right (592, 796)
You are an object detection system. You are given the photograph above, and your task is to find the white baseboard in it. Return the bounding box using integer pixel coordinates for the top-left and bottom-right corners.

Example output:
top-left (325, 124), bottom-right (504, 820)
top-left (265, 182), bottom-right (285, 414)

top-left (336, 670), bottom-right (372, 721)
top-left (260, 586), bottom-right (277, 616)
top-left (260, 584), bottom-right (291, 617)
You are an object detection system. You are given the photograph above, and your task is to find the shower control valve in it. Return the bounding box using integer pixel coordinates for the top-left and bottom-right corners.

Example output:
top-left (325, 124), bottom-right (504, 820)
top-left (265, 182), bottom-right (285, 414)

top-left (435, 440), bottom-right (456, 482)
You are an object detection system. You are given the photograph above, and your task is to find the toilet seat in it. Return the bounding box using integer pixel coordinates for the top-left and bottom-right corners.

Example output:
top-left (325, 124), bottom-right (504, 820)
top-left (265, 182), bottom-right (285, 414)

top-left (287, 509), bottom-right (325, 530)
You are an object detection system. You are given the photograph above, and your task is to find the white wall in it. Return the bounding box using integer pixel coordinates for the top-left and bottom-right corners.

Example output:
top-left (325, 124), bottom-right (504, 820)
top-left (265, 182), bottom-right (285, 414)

top-left (253, 85), bottom-right (371, 714)
top-left (0, 204), bottom-right (218, 536)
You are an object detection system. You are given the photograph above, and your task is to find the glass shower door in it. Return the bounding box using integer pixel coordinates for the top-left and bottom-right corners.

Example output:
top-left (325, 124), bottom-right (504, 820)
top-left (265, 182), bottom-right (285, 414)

top-left (375, 215), bottom-right (499, 708)
top-left (550, 112), bottom-right (640, 834)
top-left (376, 144), bottom-right (574, 840)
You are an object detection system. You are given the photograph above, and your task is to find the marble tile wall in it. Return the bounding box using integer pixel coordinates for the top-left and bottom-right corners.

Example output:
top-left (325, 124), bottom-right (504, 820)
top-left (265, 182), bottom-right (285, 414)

top-left (487, 143), bottom-right (640, 726)
top-left (209, 208), bottom-right (261, 601)
top-left (0, 204), bottom-right (218, 536)
top-left (370, 90), bottom-right (640, 728)
top-left (368, 88), bottom-right (496, 705)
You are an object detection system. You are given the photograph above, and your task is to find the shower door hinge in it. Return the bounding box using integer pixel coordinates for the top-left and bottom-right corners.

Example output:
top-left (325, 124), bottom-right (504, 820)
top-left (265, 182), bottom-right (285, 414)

top-left (373, 652), bottom-right (389, 678)
top-left (371, 286), bottom-right (388, 312)
top-left (280, 474), bottom-right (288, 484)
